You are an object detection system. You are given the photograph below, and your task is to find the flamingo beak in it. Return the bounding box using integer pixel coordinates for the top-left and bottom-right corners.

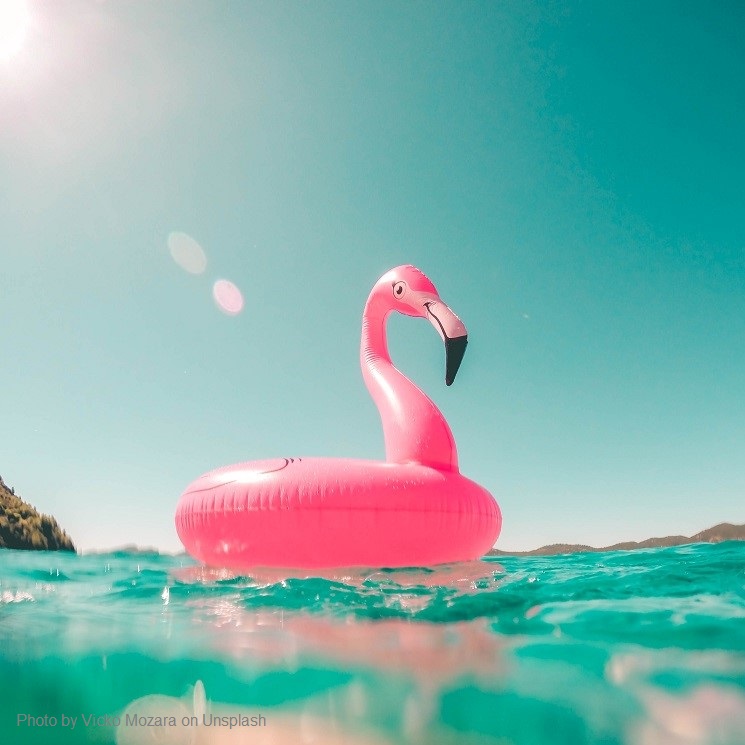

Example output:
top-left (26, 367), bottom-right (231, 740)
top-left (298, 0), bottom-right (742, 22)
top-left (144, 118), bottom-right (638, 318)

top-left (423, 299), bottom-right (469, 386)
top-left (444, 335), bottom-right (468, 386)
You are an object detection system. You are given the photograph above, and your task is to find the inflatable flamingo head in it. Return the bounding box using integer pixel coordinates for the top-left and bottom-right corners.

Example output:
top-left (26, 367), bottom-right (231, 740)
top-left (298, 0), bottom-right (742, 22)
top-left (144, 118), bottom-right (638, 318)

top-left (372, 265), bottom-right (468, 385)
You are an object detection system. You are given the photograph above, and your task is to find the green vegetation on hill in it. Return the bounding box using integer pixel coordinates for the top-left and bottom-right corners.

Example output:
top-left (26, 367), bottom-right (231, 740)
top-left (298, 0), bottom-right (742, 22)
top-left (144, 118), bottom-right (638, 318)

top-left (0, 475), bottom-right (75, 552)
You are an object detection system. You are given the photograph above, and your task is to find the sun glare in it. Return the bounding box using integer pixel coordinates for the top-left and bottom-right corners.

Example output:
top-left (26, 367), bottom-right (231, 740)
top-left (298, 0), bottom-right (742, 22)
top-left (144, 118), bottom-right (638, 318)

top-left (0, 0), bottom-right (30, 62)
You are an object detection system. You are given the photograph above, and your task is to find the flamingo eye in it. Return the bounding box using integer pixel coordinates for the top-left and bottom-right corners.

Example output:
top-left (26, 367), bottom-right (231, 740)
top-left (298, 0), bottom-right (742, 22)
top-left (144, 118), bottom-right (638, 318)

top-left (393, 281), bottom-right (406, 299)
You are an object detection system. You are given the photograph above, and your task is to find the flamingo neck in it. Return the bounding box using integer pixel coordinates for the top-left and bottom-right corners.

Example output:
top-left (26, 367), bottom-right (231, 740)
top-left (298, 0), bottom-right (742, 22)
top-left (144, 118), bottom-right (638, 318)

top-left (360, 296), bottom-right (459, 472)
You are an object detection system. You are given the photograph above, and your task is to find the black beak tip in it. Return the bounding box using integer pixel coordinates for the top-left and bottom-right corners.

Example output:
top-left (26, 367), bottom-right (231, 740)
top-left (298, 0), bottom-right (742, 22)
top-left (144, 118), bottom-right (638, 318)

top-left (444, 335), bottom-right (468, 387)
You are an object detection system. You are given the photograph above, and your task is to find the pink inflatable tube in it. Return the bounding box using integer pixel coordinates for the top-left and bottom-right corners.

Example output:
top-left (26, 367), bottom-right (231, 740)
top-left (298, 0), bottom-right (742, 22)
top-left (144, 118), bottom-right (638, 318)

top-left (175, 265), bottom-right (501, 568)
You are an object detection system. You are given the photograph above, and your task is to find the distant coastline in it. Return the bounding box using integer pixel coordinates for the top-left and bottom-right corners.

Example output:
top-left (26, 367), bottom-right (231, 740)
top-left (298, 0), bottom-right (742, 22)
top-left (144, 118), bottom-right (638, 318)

top-left (490, 522), bottom-right (745, 557)
top-left (81, 544), bottom-right (170, 556)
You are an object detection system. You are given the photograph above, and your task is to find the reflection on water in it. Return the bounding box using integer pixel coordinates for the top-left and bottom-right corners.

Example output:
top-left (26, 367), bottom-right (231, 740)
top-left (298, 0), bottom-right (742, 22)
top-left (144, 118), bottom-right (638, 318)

top-left (172, 562), bottom-right (508, 697)
top-left (632, 684), bottom-right (745, 745)
top-left (173, 559), bottom-right (504, 593)
top-left (186, 607), bottom-right (506, 687)
top-left (117, 680), bottom-right (394, 745)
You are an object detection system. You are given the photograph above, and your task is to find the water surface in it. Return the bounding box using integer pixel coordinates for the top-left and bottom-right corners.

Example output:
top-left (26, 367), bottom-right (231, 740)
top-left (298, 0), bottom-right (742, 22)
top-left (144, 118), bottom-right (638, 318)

top-left (1, 542), bottom-right (744, 744)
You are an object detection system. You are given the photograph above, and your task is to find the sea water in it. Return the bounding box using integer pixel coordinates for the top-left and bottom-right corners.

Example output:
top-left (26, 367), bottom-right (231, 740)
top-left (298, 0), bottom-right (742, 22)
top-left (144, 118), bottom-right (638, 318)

top-left (1, 542), bottom-right (744, 745)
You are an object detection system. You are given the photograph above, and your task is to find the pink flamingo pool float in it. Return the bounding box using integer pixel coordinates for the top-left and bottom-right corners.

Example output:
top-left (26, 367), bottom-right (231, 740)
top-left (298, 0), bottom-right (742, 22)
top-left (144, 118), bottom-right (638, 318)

top-left (175, 265), bottom-right (501, 568)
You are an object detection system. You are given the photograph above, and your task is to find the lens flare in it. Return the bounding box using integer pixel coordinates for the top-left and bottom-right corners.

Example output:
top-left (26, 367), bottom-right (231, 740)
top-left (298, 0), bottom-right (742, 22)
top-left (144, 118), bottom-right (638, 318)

top-left (167, 231), bottom-right (207, 275)
top-left (0, 0), bottom-right (29, 62)
top-left (213, 279), bottom-right (244, 316)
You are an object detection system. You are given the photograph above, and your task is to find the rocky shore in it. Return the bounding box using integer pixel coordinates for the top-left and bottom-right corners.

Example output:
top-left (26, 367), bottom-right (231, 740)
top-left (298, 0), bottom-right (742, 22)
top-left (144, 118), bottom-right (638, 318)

top-left (0, 475), bottom-right (75, 552)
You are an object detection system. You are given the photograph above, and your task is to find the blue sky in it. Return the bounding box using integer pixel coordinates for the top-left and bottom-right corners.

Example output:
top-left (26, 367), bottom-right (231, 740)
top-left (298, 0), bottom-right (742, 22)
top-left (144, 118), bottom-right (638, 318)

top-left (1, 0), bottom-right (743, 553)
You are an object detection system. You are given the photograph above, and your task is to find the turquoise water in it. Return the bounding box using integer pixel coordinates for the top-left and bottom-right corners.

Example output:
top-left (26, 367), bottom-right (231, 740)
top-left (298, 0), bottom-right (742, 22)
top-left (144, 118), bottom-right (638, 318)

top-left (1, 543), bottom-right (744, 745)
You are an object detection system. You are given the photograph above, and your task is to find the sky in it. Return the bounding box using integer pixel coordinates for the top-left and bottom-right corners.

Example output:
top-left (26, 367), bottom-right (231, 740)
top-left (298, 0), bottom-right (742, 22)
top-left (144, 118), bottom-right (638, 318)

top-left (1, 0), bottom-right (743, 554)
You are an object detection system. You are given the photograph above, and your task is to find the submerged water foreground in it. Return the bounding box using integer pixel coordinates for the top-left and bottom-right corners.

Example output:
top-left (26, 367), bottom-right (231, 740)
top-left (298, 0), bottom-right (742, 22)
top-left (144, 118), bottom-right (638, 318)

top-left (1, 543), bottom-right (744, 745)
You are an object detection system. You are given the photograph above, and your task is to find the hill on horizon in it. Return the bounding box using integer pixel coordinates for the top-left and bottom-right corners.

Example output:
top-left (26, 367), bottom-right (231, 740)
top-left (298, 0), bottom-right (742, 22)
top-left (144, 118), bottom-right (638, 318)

top-left (490, 522), bottom-right (745, 557)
